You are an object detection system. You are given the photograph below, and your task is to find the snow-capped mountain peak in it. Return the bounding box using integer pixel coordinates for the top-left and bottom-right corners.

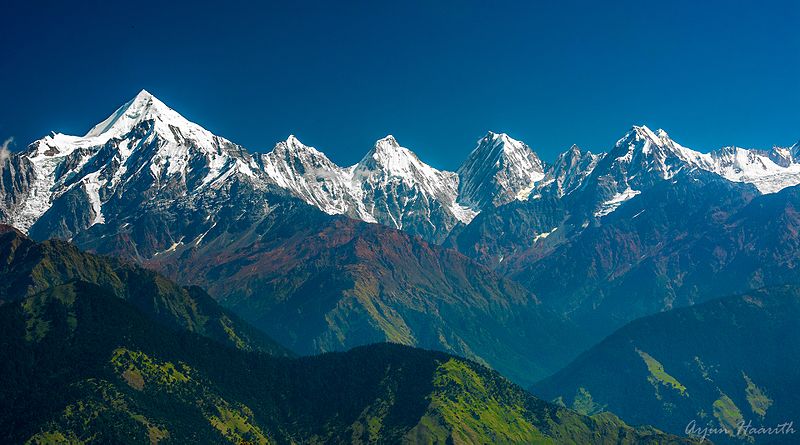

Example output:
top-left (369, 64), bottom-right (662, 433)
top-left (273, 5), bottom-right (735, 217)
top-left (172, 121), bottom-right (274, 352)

top-left (6, 90), bottom-right (800, 247)
top-left (356, 135), bottom-right (458, 195)
top-left (457, 131), bottom-right (545, 210)
top-left (534, 144), bottom-right (602, 198)
top-left (358, 135), bottom-right (428, 175)
top-left (609, 125), bottom-right (713, 177)
top-left (258, 133), bottom-right (474, 239)
top-left (87, 90), bottom-right (167, 137)
top-left (272, 134), bottom-right (328, 159)
top-left (258, 135), bottom-right (372, 219)
top-left (352, 136), bottom-right (472, 235)
top-left (375, 134), bottom-right (400, 149)
top-left (586, 125), bottom-right (713, 218)
top-left (6, 91), bottom-right (262, 236)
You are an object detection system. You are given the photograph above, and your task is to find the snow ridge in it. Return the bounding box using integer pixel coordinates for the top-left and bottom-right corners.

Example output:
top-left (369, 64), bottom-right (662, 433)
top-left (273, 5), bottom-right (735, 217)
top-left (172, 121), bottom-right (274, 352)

top-left (3, 91), bottom-right (799, 242)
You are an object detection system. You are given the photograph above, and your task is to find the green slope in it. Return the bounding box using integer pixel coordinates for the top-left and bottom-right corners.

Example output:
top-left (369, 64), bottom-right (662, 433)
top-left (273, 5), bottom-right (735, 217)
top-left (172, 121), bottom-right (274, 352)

top-left (0, 225), bottom-right (289, 356)
top-left (1, 280), bottom-right (695, 444)
top-left (533, 286), bottom-right (800, 444)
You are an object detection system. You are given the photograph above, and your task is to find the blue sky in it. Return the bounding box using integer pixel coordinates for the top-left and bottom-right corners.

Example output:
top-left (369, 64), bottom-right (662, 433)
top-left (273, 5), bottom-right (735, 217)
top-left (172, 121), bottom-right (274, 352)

top-left (2, 0), bottom-right (798, 167)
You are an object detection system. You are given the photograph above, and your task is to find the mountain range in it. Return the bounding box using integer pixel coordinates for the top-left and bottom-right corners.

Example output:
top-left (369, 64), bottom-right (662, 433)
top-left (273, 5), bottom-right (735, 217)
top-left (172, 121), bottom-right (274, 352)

top-left (3, 90), bottom-right (800, 443)
top-left (0, 227), bottom-right (694, 444)
top-left (5, 90), bottom-right (799, 247)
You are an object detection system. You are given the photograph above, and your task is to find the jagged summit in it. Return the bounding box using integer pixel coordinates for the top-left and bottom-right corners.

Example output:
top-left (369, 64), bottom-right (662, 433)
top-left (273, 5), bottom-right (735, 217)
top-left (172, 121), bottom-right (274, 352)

top-left (534, 144), bottom-right (602, 198)
top-left (85, 89), bottom-right (176, 138)
top-left (457, 131), bottom-right (545, 210)
top-left (272, 134), bottom-right (328, 158)
top-left (259, 133), bottom-right (471, 239)
top-left (614, 125), bottom-right (660, 148)
top-left (357, 135), bottom-right (435, 177)
top-left (3, 90), bottom-right (800, 244)
top-left (6, 90), bottom-right (262, 236)
top-left (376, 134), bottom-right (399, 147)
top-left (609, 125), bottom-right (713, 175)
top-left (483, 131), bottom-right (523, 150)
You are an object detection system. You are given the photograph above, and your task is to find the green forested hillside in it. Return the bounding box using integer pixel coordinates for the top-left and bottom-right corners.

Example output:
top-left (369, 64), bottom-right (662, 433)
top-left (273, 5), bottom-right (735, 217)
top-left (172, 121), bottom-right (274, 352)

top-left (1, 279), bottom-right (696, 444)
top-left (533, 286), bottom-right (800, 444)
top-left (0, 225), bottom-right (288, 355)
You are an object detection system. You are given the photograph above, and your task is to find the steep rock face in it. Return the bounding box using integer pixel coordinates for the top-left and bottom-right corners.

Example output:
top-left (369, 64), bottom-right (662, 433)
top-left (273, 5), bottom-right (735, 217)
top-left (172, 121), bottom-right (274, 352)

top-left (444, 196), bottom-right (569, 269)
top-left (533, 286), bottom-right (800, 444)
top-left (457, 131), bottom-right (545, 211)
top-left (0, 154), bottom-right (36, 224)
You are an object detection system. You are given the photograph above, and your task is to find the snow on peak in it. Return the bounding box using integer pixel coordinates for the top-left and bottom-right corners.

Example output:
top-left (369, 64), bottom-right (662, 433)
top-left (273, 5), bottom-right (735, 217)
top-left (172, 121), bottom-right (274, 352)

top-left (364, 135), bottom-right (425, 169)
top-left (354, 136), bottom-right (472, 229)
top-left (286, 134), bottom-right (302, 145)
top-left (9, 90), bottom-right (258, 233)
top-left (598, 125), bottom-right (800, 197)
top-left (609, 124), bottom-right (713, 179)
top-left (615, 125), bottom-right (659, 148)
top-left (457, 131), bottom-right (545, 209)
top-left (358, 135), bottom-right (431, 176)
top-left (536, 144), bottom-right (602, 198)
top-left (274, 135), bottom-right (327, 158)
top-left (259, 136), bottom-right (373, 219)
top-left (263, 135), bottom-right (341, 179)
top-left (259, 133), bottom-right (476, 236)
top-left (708, 144), bottom-right (800, 193)
top-left (375, 134), bottom-right (400, 148)
top-left (86, 89), bottom-right (172, 138)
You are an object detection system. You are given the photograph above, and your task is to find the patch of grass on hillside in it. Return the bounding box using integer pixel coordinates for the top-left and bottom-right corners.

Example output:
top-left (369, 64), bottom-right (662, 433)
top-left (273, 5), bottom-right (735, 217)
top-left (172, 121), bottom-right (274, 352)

top-left (110, 348), bottom-right (190, 390)
top-left (742, 373), bottom-right (772, 418)
top-left (636, 348), bottom-right (687, 397)
top-left (24, 430), bottom-right (83, 445)
top-left (220, 315), bottom-right (247, 350)
top-left (713, 393), bottom-right (743, 433)
top-left (571, 387), bottom-right (606, 415)
top-left (351, 280), bottom-right (416, 345)
top-left (208, 403), bottom-right (270, 445)
top-left (411, 358), bottom-right (551, 444)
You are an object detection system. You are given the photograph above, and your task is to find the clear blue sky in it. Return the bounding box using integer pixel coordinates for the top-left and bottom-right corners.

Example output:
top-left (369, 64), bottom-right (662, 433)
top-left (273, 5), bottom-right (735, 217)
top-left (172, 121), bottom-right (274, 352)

top-left (2, 0), bottom-right (798, 167)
